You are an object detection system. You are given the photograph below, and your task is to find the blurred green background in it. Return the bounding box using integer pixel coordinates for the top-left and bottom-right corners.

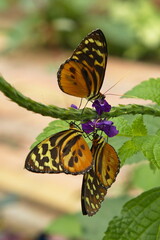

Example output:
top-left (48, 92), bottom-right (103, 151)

top-left (0, 1), bottom-right (160, 240)
top-left (0, 0), bottom-right (160, 61)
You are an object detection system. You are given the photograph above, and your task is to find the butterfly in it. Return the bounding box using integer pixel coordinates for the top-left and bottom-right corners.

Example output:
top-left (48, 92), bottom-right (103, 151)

top-left (81, 134), bottom-right (120, 216)
top-left (25, 123), bottom-right (93, 175)
top-left (57, 29), bottom-right (107, 101)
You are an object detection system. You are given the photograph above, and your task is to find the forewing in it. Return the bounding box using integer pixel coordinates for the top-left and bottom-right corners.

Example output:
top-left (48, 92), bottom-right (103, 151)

top-left (71, 29), bottom-right (107, 95)
top-left (57, 60), bottom-right (91, 98)
top-left (81, 168), bottom-right (107, 216)
top-left (58, 29), bottom-right (107, 100)
top-left (92, 138), bottom-right (120, 188)
top-left (61, 132), bottom-right (93, 174)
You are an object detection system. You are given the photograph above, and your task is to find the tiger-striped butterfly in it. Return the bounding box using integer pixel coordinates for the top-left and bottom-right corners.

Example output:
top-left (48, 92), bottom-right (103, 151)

top-left (81, 134), bottom-right (120, 216)
top-left (25, 123), bottom-right (93, 175)
top-left (57, 29), bottom-right (107, 101)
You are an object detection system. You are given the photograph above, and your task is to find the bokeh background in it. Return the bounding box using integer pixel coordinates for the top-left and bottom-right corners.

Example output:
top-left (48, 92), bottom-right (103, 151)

top-left (0, 0), bottom-right (160, 239)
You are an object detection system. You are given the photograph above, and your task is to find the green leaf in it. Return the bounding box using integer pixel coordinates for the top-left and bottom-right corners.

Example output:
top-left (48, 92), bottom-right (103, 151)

top-left (30, 120), bottom-right (68, 149)
top-left (123, 78), bottom-right (160, 105)
top-left (118, 140), bottom-right (141, 165)
top-left (108, 136), bottom-right (129, 153)
top-left (103, 187), bottom-right (160, 240)
top-left (144, 114), bottom-right (160, 135)
top-left (110, 117), bottom-right (132, 136)
top-left (118, 136), bottom-right (147, 165)
top-left (118, 134), bottom-right (160, 167)
top-left (153, 141), bottom-right (160, 168)
top-left (142, 135), bottom-right (160, 169)
top-left (131, 115), bottom-right (147, 136)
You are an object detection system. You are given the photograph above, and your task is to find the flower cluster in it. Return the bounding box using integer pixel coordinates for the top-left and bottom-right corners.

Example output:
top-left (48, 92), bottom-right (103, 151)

top-left (92, 99), bottom-right (111, 115)
top-left (82, 119), bottom-right (118, 137)
top-left (71, 98), bottom-right (119, 138)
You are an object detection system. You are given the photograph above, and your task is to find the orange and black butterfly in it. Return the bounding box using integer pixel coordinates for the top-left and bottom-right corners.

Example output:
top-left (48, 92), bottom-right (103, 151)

top-left (25, 123), bottom-right (93, 175)
top-left (81, 135), bottom-right (120, 216)
top-left (57, 29), bottom-right (107, 101)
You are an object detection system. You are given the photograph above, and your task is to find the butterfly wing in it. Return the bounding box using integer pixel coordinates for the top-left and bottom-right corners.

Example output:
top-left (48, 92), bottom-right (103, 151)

top-left (60, 128), bottom-right (93, 174)
top-left (57, 60), bottom-right (92, 98)
top-left (58, 29), bottom-right (107, 100)
top-left (25, 127), bottom-right (93, 175)
top-left (91, 136), bottom-right (120, 189)
top-left (25, 130), bottom-right (68, 173)
top-left (81, 135), bottom-right (120, 216)
top-left (81, 168), bottom-right (107, 216)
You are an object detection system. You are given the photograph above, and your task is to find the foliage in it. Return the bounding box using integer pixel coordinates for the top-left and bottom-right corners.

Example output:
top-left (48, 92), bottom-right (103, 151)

top-left (30, 120), bottom-right (69, 149)
top-left (1, 0), bottom-right (160, 61)
top-left (46, 189), bottom-right (160, 240)
top-left (0, 74), bottom-right (160, 239)
top-left (102, 0), bottom-right (160, 61)
top-left (104, 187), bottom-right (160, 240)
top-left (28, 78), bottom-right (160, 169)
top-left (124, 78), bottom-right (160, 104)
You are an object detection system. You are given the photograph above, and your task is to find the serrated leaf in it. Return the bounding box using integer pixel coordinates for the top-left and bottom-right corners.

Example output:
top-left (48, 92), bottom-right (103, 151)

top-left (131, 115), bottom-right (147, 136)
top-left (110, 117), bottom-right (132, 136)
top-left (30, 120), bottom-right (68, 149)
top-left (142, 135), bottom-right (160, 169)
top-left (123, 78), bottom-right (160, 105)
top-left (144, 115), bottom-right (160, 135)
top-left (118, 139), bottom-right (142, 165)
top-left (153, 142), bottom-right (160, 168)
top-left (103, 187), bottom-right (160, 240)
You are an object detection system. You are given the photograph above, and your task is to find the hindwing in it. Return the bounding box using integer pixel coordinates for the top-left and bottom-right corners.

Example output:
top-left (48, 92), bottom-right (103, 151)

top-left (81, 135), bottom-right (120, 216)
top-left (81, 168), bottom-right (107, 216)
top-left (25, 126), bottom-right (93, 175)
top-left (91, 136), bottom-right (120, 188)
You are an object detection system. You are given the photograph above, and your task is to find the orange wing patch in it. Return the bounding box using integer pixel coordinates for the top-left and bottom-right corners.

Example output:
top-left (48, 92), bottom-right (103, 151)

top-left (58, 60), bottom-right (91, 98)
top-left (91, 136), bottom-right (120, 188)
top-left (61, 129), bottom-right (93, 174)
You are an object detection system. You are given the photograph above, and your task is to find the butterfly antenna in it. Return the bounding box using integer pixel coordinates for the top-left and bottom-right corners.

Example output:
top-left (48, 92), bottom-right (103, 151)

top-left (103, 79), bottom-right (122, 95)
top-left (78, 98), bottom-right (83, 109)
top-left (107, 92), bottom-right (144, 99)
top-left (80, 100), bottom-right (89, 118)
top-left (104, 71), bottom-right (131, 95)
top-left (105, 93), bottom-right (124, 97)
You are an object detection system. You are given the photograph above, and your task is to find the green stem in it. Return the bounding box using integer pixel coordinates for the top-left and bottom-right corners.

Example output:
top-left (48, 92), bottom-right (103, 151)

top-left (1, 76), bottom-right (160, 120)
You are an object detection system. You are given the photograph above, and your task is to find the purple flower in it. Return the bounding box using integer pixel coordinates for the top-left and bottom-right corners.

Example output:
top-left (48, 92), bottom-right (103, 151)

top-left (70, 104), bottom-right (78, 109)
top-left (96, 120), bottom-right (119, 137)
top-left (82, 119), bottom-right (119, 137)
top-left (92, 99), bottom-right (111, 115)
top-left (82, 120), bottom-right (95, 133)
